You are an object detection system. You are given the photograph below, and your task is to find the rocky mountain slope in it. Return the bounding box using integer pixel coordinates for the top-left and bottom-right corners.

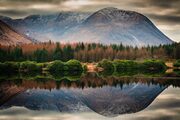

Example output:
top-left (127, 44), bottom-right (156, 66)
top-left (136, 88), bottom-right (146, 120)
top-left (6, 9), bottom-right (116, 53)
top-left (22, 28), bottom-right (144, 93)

top-left (0, 12), bottom-right (90, 42)
top-left (0, 20), bottom-right (32, 46)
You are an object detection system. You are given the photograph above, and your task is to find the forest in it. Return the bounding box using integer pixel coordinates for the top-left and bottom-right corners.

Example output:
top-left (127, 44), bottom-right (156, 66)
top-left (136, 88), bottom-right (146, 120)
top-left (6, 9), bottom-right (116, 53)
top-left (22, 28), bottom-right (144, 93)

top-left (0, 42), bottom-right (179, 62)
top-left (0, 42), bottom-right (180, 81)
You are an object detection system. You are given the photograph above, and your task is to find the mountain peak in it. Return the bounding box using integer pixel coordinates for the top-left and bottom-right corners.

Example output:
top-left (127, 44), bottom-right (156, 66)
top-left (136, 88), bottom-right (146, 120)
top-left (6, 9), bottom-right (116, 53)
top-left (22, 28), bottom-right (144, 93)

top-left (84, 7), bottom-right (144, 24)
top-left (98, 7), bottom-right (118, 12)
top-left (97, 7), bottom-right (130, 14)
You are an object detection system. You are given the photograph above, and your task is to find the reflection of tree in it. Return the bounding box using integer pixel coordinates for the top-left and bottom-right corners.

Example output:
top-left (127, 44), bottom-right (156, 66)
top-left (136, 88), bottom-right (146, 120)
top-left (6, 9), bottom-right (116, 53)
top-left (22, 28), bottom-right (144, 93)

top-left (50, 71), bottom-right (82, 81)
top-left (0, 72), bottom-right (179, 90)
top-left (173, 69), bottom-right (180, 76)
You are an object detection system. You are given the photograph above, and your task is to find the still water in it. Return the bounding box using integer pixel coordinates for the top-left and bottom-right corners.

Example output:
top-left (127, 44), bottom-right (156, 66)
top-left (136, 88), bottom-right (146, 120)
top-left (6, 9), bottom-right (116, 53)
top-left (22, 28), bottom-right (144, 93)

top-left (0, 72), bottom-right (179, 120)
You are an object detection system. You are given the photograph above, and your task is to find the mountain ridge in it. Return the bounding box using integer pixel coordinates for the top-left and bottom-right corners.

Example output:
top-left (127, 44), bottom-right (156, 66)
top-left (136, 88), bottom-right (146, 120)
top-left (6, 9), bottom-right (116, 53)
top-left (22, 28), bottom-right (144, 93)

top-left (84, 7), bottom-right (145, 24)
top-left (0, 7), bottom-right (173, 46)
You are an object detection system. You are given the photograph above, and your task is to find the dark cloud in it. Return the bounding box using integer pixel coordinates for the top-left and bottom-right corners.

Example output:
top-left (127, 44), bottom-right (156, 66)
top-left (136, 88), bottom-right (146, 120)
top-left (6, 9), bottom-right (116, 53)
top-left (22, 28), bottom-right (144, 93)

top-left (147, 0), bottom-right (180, 8)
top-left (0, 9), bottom-right (57, 18)
top-left (0, 0), bottom-right (180, 19)
top-left (147, 14), bottom-right (180, 24)
top-left (130, 0), bottom-right (180, 9)
top-left (129, 0), bottom-right (180, 16)
top-left (0, 0), bottom-right (65, 4)
top-left (0, 9), bottom-right (28, 18)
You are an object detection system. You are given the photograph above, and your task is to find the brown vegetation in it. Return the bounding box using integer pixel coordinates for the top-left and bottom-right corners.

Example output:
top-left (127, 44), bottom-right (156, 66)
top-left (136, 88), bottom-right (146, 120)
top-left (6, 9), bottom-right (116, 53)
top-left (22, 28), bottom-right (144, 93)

top-left (0, 42), bottom-right (179, 62)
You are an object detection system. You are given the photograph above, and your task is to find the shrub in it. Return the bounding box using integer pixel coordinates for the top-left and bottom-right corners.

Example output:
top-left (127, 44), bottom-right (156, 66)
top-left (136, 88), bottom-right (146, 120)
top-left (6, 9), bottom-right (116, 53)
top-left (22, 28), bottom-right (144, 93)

top-left (47, 60), bottom-right (65, 73)
top-left (174, 60), bottom-right (180, 67)
top-left (63, 65), bottom-right (69, 71)
top-left (0, 62), bottom-right (19, 73)
top-left (46, 60), bottom-right (83, 74)
top-left (37, 63), bottom-right (47, 70)
top-left (98, 59), bottom-right (115, 73)
top-left (173, 69), bottom-right (180, 76)
top-left (82, 64), bottom-right (88, 72)
top-left (50, 71), bottom-right (82, 80)
top-left (0, 63), bottom-right (5, 73)
top-left (20, 61), bottom-right (41, 72)
top-left (141, 60), bottom-right (166, 73)
top-left (65, 59), bottom-right (83, 71)
top-left (113, 60), bottom-right (139, 72)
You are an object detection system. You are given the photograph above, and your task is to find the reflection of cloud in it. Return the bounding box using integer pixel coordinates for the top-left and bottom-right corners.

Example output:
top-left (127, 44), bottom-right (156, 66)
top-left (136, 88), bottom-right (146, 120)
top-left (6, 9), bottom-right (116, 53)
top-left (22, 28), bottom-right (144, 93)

top-left (0, 108), bottom-right (180, 120)
top-left (0, 87), bottom-right (180, 120)
top-left (0, 0), bottom-right (179, 42)
top-left (157, 94), bottom-right (180, 100)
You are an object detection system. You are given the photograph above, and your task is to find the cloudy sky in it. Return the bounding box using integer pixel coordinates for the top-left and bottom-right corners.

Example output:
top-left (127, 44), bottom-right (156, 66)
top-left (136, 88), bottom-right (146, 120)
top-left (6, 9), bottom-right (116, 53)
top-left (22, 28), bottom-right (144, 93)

top-left (0, 0), bottom-right (179, 42)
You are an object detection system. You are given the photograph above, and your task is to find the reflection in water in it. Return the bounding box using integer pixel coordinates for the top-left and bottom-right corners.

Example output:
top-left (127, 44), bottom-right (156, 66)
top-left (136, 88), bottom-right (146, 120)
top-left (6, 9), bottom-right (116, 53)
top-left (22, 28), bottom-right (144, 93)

top-left (0, 72), bottom-right (179, 119)
top-left (0, 84), bottom-right (165, 117)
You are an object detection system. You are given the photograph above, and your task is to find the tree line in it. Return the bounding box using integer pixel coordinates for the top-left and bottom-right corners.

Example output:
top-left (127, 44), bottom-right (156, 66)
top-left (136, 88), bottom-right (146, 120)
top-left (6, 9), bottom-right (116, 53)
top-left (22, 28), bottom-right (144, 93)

top-left (0, 42), bottom-right (179, 62)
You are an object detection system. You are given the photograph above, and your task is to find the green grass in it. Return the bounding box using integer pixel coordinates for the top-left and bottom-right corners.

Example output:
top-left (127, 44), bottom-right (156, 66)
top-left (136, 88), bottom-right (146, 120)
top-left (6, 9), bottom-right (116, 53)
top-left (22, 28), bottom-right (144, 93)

top-left (0, 59), bottom-right (169, 78)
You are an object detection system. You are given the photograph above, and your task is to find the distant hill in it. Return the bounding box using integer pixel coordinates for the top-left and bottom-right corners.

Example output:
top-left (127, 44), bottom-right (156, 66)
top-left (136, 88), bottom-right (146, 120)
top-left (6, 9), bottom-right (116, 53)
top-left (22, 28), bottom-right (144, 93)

top-left (0, 7), bottom-right (173, 46)
top-left (0, 20), bottom-right (32, 46)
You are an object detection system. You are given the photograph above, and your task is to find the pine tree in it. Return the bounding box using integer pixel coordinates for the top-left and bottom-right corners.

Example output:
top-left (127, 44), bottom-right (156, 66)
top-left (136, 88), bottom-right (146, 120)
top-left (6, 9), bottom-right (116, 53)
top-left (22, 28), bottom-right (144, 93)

top-left (12, 47), bottom-right (23, 61)
top-left (53, 42), bottom-right (63, 60)
top-left (34, 48), bottom-right (48, 62)
top-left (63, 45), bottom-right (74, 61)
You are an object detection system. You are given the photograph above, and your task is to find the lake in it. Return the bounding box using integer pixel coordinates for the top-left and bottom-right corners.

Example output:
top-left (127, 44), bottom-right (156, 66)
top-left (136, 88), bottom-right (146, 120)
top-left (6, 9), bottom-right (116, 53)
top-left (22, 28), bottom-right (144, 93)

top-left (0, 72), bottom-right (179, 120)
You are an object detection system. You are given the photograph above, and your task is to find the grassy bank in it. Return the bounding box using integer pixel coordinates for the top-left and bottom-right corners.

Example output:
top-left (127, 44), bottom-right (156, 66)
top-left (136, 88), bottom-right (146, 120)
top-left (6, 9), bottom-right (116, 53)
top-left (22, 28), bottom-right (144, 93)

top-left (0, 59), bottom-right (179, 77)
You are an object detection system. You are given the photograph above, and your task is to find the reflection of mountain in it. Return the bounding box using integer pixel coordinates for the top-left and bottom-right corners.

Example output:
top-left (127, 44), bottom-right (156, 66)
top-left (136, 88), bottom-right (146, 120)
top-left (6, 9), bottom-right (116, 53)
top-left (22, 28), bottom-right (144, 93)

top-left (0, 81), bottom-right (165, 117)
top-left (76, 85), bottom-right (165, 117)
top-left (0, 85), bottom-right (25, 106)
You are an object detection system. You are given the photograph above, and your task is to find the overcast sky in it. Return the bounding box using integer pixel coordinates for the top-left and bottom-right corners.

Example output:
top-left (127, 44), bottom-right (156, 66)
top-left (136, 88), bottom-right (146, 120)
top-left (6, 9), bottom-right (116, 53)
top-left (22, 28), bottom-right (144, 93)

top-left (0, 0), bottom-right (179, 42)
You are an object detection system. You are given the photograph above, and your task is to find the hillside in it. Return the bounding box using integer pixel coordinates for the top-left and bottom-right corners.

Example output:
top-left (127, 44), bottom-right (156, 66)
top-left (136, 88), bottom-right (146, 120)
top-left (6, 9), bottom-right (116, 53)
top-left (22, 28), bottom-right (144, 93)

top-left (0, 20), bottom-right (32, 46)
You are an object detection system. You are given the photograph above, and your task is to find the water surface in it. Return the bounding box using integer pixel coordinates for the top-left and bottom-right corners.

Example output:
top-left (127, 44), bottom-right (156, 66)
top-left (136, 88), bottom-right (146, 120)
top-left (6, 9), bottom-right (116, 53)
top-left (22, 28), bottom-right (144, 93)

top-left (0, 72), bottom-right (179, 120)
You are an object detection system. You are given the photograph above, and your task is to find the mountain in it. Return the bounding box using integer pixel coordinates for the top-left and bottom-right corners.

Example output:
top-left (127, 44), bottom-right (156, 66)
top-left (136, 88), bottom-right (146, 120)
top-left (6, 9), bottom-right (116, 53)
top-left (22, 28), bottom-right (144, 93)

top-left (0, 20), bottom-right (32, 46)
top-left (0, 12), bottom-right (90, 42)
top-left (62, 7), bottom-right (173, 46)
top-left (0, 7), bottom-right (173, 46)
